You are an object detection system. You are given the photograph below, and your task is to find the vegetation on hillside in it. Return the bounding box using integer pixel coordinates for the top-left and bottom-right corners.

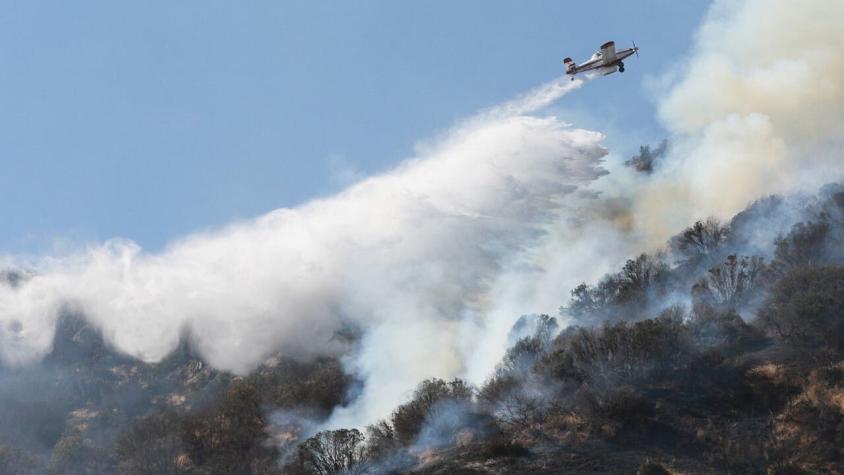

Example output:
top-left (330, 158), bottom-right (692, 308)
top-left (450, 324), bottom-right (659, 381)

top-left (2, 183), bottom-right (844, 474)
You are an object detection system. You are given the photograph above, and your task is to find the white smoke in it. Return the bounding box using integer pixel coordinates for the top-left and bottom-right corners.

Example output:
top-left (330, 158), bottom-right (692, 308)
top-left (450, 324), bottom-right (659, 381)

top-left (465, 0), bottom-right (844, 387)
top-left (3, 0), bottom-right (844, 432)
top-left (1, 77), bottom-right (612, 424)
top-left (630, 0), bottom-right (844, 243)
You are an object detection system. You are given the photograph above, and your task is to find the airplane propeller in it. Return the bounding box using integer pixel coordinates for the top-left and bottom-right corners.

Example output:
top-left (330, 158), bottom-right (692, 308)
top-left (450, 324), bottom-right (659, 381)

top-left (632, 40), bottom-right (640, 57)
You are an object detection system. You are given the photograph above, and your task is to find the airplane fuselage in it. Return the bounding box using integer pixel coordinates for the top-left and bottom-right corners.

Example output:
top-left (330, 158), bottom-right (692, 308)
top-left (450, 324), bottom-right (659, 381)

top-left (575, 48), bottom-right (636, 75)
top-left (564, 41), bottom-right (639, 78)
top-left (596, 48), bottom-right (636, 75)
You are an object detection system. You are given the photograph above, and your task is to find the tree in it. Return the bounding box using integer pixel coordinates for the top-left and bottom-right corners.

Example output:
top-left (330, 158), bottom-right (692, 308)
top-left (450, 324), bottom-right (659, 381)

top-left (391, 379), bottom-right (473, 444)
top-left (694, 255), bottom-right (767, 308)
top-left (672, 219), bottom-right (729, 266)
top-left (539, 316), bottom-right (694, 390)
top-left (566, 282), bottom-right (612, 321)
top-left (298, 429), bottom-right (367, 475)
top-left (757, 266), bottom-right (844, 355)
top-left (249, 356), bottom-right (351, 415)
top-left (499, 316), bottom-right (559, 376)
top-left (115, 411), bottom-right (187, 474)
top-left (625, 140), bottom-right (668, 174)
top-left (364, 420), bottom-right (399, 461)
top-left (479, 374), bottom-right (553, 434)
top-left (182, 381), bottom-right (275, 474)
top-left (773, 221), bottom-right (830, 272)
top-left (616, 253), bottom-right (671, 304)
top-left (688, 307), bottom-right (761, 350)
top-left (565, 254), bottom-right (670, 323)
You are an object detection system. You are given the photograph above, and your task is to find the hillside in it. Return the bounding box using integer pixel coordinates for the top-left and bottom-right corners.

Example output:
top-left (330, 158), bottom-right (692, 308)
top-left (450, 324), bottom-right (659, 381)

top-left (2, 183), bottom-right (844, 474)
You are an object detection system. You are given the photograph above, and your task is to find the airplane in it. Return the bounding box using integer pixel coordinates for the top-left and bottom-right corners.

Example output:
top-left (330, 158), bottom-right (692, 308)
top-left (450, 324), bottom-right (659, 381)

top-left (564, 41), bottom-right (639, 80)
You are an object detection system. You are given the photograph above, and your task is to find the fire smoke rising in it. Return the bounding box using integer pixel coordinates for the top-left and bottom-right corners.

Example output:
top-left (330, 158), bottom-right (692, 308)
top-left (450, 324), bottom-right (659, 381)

top-left (629, 0), bottom-right (844, 242)
top-left (3, 0), bottom-right (844, 429)
top-left (1, 78), bottom-right (607, 426)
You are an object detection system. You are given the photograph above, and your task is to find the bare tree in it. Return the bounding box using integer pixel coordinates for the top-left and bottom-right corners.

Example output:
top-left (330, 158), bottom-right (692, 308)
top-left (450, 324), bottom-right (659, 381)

top-left (617, 253), bottom-right (671, 301)
top-left (625, 140), bottom-right (668, 174)
top-left (364, 421), bottom-right (399, 461)
top-left (773, 221), bottom-right (829, 272)
top-left (698, 255), bottom-right (766, 307)
top-left (672, 219), bottom-right (729, 265)
top-left (299, 429), bottom-right (368, 475)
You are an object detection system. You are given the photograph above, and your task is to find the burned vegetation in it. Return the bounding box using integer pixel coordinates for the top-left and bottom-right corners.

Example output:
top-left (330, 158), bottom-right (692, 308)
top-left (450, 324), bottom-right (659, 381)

top-left (287, 184), bottom-right (844, 474)
top-left (626, 140), bottom-right (669, 174)
top-left (2, 184), bottom-right (844, 474)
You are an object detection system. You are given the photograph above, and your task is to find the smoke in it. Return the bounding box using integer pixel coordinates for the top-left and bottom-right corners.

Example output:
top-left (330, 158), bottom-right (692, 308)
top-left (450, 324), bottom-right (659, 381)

top-left (630, 0), bottom-right (844, 242)
top-left (3, 0), bottom-right (844, 435)
top-left (1, 76), bottom-right (611, 425)
top-left (464, 0), bottom-right (844, 386)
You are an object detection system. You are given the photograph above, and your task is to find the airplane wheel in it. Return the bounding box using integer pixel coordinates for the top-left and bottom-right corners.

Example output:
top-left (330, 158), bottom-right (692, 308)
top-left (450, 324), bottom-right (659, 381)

top-left (619, 66), bottom-right (625, 73)
top-left (618, 61), bottom-right (625, 73)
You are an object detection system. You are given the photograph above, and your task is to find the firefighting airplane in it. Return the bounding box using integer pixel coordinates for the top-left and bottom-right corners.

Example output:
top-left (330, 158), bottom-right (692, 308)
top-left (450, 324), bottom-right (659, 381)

top-left (564, 41), bottom-right (639, 80)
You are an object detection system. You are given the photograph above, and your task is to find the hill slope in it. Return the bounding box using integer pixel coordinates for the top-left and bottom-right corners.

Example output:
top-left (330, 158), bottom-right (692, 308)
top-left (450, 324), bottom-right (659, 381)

top-left (2, 183), bottom-right (844, 474)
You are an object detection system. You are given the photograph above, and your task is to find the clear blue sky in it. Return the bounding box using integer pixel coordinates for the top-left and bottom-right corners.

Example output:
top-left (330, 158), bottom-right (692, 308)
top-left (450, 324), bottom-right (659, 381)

top-left (0, 1), bottom-right (710, 253)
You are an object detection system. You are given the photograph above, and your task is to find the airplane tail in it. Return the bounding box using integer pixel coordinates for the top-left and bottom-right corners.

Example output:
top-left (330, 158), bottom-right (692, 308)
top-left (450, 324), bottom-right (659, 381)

top-left (563, 57), bottom-right (575, 74)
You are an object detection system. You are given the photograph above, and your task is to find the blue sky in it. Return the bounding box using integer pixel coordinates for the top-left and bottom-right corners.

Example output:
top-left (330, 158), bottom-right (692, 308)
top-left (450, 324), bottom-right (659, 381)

top-left (0, 0), bottom-right (710, 253)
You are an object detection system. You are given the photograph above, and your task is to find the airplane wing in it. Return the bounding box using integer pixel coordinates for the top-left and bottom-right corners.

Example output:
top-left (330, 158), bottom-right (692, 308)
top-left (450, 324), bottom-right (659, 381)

top-left (600, 41), bottom-right (617, 64)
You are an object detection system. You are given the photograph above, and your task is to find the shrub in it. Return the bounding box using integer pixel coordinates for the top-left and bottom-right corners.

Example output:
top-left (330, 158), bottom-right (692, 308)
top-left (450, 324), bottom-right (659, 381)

top-left (580, 387), bottom-right (653, 440)
top-left (625, 140), bottom-right (668, 174)
top-left (757, 266), bottom-right (844, 354)
top-left (566, 253), bottom-right (671, 323)
top-left (773, 221), bottom-right (830, 272)
top-left (114, 411), bottom-right (187, 474)
top-left (539, 316), bottom-right (695, 389)
top-left (0, 446), bottom-right (41, 475)
top-left (49, 430), bottom-right (109, 475)
top-left (772, 365), bottom-right (844, 472)
top-left (477, 371), bottom-right (563, 435)
top-left (693, 255), bottom-right (768, 309)
top-left (671, 218), bottom-right (729, 267)
top-left (688, 307), bottom-right (763, 351)
top-left (478, 374), bottom-right (519, 410)
top-left (249, 356), bottom-right (351, 415)
top-left (507, 314), bottom-right (558, 346)
top-left (298, 429), bottom-right (367, 475)
top-left (364, 420), bottom-right (400, 461)
top-left (391, 379), bottom-right (473, 444)
top-left (499, 337), bottom-right (546, 374)
top-left (182, 381), bottom-right (275, 474)
top-left (484, 384), bottom-right (553, 435)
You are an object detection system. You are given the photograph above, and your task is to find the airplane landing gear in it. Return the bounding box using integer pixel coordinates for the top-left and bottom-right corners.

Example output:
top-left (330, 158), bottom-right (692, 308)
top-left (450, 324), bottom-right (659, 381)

top-left (618, 61), bottom-right (625, 73)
